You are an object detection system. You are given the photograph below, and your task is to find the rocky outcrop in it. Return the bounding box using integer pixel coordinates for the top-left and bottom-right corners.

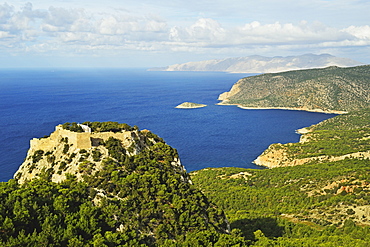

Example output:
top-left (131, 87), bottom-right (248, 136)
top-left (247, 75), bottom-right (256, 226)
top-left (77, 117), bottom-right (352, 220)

top-left (254, 143), bottom-right (370, 168)
top-left (175, 102), bottom-right (207, 109)
top-left (218, 83), bottom-right (241, 102)
top-left (14, 124), bottom-right (185, 184)
top-left (150, 54), bottom-right (362, 73)
top-left (8, 123), bottom-right (231, 245)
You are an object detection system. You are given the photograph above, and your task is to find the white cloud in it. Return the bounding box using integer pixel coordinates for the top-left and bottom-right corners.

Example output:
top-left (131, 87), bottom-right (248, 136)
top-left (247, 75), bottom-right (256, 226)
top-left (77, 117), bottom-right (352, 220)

top-left (0, 3), bottom-right (14, 23)
top-left (42, 6), bottom-right (87, 32)
top-left (0, 30), bottom-right (11, 38)
top-left (0, 2), bottom-right (369, 66)
top-left (170, 18), bottom-right (226, 42)
top-left (167, 19), bottom-right (358, 51)
top-left (343, 25), bottom-right (370, 40)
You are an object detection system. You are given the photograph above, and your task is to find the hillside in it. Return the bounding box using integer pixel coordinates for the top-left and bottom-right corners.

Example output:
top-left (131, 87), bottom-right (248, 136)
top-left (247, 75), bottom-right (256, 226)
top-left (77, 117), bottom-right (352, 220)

top-left (191, 160), bottom-right (370, 246)
top-left (189, 107), bottom-right (370, 245)
top-left (2, 122), bottom-right (240, 246)
top-left (254, 108), bottom-right (370, 168)
top-left (150, 54), bottom-right (362, 73)
top-left (219, 65), bottom-right (370, 113)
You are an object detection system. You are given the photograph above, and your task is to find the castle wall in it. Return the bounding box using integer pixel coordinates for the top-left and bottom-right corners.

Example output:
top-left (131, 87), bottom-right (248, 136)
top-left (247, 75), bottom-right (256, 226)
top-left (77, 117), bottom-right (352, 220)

top-left (91, 132), bottom-right (134, 147)
top-left (30, 125), bottom-right (136, 152)
top-left (76, 132), bottom-right (92, 149)
top-left (30, 137), bottom-right (58, 152)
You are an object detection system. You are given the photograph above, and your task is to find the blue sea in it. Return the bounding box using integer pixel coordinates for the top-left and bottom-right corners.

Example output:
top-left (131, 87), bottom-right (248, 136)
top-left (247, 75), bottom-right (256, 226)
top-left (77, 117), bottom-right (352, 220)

top-left (0, 68), bottom-right (335, 182)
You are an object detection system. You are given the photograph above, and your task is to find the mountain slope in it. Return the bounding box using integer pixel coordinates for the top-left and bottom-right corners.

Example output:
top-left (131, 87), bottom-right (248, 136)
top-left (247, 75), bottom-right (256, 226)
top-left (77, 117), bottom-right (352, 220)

top-left (151, 54), bottom-right (362, 73)
top-left (219, 65), bottom-right (370, 113)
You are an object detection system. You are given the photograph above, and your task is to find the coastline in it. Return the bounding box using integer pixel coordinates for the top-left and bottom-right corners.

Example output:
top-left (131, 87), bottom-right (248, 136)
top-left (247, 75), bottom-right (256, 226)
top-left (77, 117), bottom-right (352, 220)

top-left (216, 102), bottom-right (347, 115)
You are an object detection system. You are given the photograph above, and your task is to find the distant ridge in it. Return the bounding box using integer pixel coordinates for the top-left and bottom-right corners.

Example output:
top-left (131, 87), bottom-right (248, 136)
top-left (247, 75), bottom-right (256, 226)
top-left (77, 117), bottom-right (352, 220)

top-left (150, 54), bottom-right (363, 73)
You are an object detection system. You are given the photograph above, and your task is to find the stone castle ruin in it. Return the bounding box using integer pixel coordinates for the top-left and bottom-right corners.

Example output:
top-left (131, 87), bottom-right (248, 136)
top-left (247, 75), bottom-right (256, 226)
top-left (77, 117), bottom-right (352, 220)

top-left (16, 124), bottom-right (143, 183)
top-left (15, 123), bottom-right (187, 185)
top-left (29, 124), bottom-right (135, 153)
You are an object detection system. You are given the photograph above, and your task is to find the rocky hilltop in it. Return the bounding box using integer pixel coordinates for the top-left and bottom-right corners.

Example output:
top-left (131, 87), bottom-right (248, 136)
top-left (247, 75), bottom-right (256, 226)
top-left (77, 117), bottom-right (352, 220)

top-left (15, 122), bottom-right (179, 183)
top-left (150, 54), bottom-right (362, 73)
top-left (219, 65), bottom-right (370, 113)
top-left (8, 121), bottom-right (233, 246)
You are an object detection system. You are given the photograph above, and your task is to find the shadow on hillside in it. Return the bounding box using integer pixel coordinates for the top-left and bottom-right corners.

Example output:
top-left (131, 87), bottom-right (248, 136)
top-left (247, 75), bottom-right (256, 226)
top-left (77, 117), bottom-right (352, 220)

top-left (231, 217), bottom-right (284, 240)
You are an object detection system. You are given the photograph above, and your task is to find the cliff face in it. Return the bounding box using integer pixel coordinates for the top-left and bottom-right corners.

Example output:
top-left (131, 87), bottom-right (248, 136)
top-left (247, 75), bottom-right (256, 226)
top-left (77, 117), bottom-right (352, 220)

top-left (14, 124), bottom-right (185, 184)
top-left (219, 65), bottom-right (370, 113)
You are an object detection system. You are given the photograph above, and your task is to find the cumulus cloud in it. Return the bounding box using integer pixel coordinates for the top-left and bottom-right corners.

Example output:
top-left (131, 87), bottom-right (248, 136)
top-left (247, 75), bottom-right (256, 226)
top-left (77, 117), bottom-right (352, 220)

top-left (343, 25), bottom-right (370, 40)
top-left (165, 19), bottom-right (369, 59)
top-left (0, 2), bottom-right (369, 63)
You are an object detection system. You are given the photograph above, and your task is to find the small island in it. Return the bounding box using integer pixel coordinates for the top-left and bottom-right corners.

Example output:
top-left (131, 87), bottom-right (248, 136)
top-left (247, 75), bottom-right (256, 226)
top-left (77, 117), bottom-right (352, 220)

top-left (175, 102), bottom-right (207, 109)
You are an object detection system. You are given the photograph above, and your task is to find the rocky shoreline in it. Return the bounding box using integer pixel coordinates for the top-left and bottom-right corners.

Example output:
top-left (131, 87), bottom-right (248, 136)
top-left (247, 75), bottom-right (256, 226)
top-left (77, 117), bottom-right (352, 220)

top-left (217, 102), bottom-right (347, 114)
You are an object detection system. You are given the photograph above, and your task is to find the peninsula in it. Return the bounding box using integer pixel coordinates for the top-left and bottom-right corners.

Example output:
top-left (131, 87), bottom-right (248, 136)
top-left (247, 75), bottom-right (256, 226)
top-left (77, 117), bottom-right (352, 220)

top-left (218, 65), bottom-right (370, 113)
top-left (175, 102), bottom-right (207, 109)
top-left (254, 108), bottom-right (370, 168)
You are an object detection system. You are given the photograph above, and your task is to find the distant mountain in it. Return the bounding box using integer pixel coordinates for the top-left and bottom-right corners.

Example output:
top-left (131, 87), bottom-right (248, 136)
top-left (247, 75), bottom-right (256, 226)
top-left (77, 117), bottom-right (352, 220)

top-left (150, 54), bottom-right (363, 73)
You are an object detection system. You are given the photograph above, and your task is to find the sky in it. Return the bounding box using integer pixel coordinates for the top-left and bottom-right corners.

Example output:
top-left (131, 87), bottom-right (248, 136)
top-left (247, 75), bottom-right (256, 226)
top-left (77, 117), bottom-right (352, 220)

top-left (1, 0), bottom-right (369, 68)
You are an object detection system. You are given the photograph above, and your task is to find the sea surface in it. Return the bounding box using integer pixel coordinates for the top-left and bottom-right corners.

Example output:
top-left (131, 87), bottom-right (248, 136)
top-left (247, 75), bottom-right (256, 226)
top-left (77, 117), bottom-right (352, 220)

top-left (0, 68), bottom-right (335, 182)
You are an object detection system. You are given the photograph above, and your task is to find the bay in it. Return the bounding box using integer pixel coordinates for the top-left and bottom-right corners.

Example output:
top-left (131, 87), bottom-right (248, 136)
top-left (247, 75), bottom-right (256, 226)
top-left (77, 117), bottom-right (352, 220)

top-left (0, 68), bottom-right (334, 182)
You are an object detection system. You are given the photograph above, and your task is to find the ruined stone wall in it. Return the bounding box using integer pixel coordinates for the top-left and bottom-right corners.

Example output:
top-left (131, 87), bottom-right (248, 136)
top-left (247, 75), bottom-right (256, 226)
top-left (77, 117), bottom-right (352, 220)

top-left (91, 132), bottom-right (134, 147)
top-left (76, 132), bottom-right (92, 149)
top-left (29, 125), bottom-right (136, 152)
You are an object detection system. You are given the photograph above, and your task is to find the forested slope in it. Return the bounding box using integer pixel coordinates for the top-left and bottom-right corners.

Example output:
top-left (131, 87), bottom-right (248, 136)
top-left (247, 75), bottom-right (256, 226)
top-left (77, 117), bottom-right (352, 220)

top-left (0, 122), bottom-right (242, 246)
top-left (255, 108), bottom-right (370, 168)
top-left (191, 160), bottom-right (370, 246)
top-left (219, 65), bottom-right (370, 113)
top-left (190, 107), bottom-right (370, 246)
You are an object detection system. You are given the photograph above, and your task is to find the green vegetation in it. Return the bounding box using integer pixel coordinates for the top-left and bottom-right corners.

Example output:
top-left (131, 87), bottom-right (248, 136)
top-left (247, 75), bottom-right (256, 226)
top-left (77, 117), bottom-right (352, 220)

top-left (191, 160), bottom-right (370, 246)
top-left (31, 150), bottom-right (44, 163)
top-left (103, 137), bottom-right (127, 162)
top-left (1, 122), bottom-right (241, 246)
top-left (222, 65), bottom-right (370, 112)
top-left (84, 121), bottom-right (134, 133)
top-left (62, 121), bottom-right (135, 133)
top-left (266, 108), bottom-right (370, 161)
top-left (92, 149), bottom-right (102, 162)
top-left (62, 144), bottom-right (70, 155)
top-left (188, 107), bottom-right (370, 246)
top-left (62, 122), bottom-right (84, 132)
top-left (5, 72), bottom-right (370, 246)
top-left (308, 107), bottom-right (370, 131)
